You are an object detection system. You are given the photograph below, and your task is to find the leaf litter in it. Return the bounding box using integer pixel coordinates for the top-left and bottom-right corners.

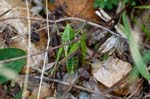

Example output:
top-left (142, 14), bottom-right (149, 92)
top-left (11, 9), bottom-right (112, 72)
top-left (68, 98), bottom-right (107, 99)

top-left (0, 0), bottom-right (150, 99)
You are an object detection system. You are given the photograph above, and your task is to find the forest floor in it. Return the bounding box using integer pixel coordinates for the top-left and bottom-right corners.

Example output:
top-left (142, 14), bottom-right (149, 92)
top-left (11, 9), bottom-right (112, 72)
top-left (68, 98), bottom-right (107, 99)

top-left (0, 0), bottom-right (150, 99)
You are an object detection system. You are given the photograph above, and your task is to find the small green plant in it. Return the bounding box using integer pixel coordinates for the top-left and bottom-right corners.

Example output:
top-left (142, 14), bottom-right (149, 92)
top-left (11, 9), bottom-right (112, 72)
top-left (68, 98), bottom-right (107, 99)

top-left (94, 0), bottom-right (119, 10)
top-left (94, 0), bottom-right (136, 10)
top-left (56, 24), bottom-right (87, 74)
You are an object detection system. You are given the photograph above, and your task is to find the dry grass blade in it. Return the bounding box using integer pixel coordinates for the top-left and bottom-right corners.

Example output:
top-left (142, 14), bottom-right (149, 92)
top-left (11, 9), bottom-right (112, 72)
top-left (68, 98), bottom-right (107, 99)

top-left (37, 0), bottom-right (51, 98)
top-left (0, 3), bottom-right (19, 17)
top-left (22, 0), bottom-right (31, 98)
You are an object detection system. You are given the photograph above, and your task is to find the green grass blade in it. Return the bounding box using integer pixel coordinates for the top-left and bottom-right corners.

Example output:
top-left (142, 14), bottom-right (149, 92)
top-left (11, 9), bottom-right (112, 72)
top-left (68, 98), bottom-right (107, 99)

top-left (135, 5), bottom-right (150, 9)
top-left (122, 12), bottom-right (150, 80)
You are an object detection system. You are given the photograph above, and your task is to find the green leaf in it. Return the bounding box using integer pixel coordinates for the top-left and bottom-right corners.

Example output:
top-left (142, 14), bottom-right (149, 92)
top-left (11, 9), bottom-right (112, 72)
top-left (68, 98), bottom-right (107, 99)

top-left (93, 0), bottom-right (119, 9)
top-left (62, 24), bottom-right (75, 42)
top-left (122, 12), bottom-right (131, 38)
top-left (112, 0), bottom-right (119, 5)
top-left (93, 0), bottom-right (104, 8)
top-left (106, 3), bottom-right (113, 10)
top-left (131, 1), bottom-right (136, 6)
top-left (0, 48), bottom-right (26, 84)
top-left (122, 12), bottom-right (150, 80)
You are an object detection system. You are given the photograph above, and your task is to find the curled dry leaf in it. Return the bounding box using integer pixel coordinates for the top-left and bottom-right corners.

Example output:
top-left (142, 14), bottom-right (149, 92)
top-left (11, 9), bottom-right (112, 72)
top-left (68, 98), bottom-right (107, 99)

top-left (99, 35), bottom-right (128, 56)
top-left (99, 36), bottom-right (120, 54)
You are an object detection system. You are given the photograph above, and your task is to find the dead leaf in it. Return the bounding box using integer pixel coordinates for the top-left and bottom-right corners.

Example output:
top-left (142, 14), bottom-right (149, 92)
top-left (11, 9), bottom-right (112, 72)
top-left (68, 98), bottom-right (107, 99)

top-left (113, 78), bottom-right (142, 96)
top-left (91, 57), bottom-right (143, 96)
top-left (99, 36), bottom-right (120, 54)
top-left (47, 0), bottom-right (101, 22)
top-left (92, 57), bottom-right (132, 88)
top-left (29, 85), bottom-right (50, 99)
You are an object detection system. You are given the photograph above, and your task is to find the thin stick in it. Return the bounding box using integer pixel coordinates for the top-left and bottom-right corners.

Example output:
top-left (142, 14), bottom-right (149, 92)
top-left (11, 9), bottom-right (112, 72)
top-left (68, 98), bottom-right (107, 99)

top-left (0, 3), bottom-right (19, 17)
top-left (62, 74), bottom-right (80, 99)
top-left (0, 38), bottom-right (80, 64)
top-left (33, 76), bottom-right (120, 99)
top-left (35, 76), bottom-right (99, 94)
top-left (22, 0), bottom-right (31, 99)
top-left (0, 16), bottom-right (44, 22)
top-left (37, 0), bottom-right (51, 98)
top-left (0, 17), bottom-right (127, 40)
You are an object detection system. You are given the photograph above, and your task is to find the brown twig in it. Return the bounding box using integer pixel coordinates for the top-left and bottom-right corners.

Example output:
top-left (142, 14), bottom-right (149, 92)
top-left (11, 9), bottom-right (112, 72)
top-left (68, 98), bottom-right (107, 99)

top-left (0, 25), bottom-right (95, 64)
top-left (0, 3), bottom-right (19, 17)
top-left (0, 17), bottom-right (127, 40)
top-left (32, 76), bottom-right (116, 98)
top-left (34, 76), bottom-right (98, 94)
top-left (61, 74), bottom-right (81, 99)
top-left (0, 38), bottom-right (80, 64)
